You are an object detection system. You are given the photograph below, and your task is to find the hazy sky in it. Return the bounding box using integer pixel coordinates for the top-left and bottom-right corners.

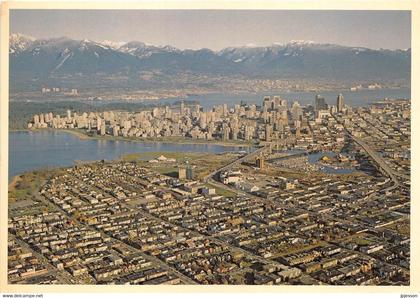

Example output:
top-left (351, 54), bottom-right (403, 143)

top-left (10, 10), bottom-right (411, 50)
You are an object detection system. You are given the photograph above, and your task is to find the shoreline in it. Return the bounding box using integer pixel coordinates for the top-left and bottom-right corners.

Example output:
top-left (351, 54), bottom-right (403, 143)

top-left (9, 86), bottom-right (410, 99)
top-left (11, 128), bottom-right (256, 147)
top-left (8, 130), bottom-right (256, 183)
top-left (7, 150), bottom-right (225, 189)
top-left (8, 175), bottom-right (22, 190)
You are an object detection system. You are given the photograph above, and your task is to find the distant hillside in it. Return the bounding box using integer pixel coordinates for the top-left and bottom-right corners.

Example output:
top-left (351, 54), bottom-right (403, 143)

top-left (10, 34), bottom-right (411, 91)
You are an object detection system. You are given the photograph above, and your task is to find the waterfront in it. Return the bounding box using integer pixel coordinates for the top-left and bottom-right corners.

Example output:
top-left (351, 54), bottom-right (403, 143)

top-left (9, 130), bottom-right (251, 180)
top-left (9, 130), bottom-right (356, 181)
top-left (11, 88), bottom-right (410, 180)
top-left (157, 88), bottom-right (410, 109)
top-left (7, 9), bottom-right (412, 287)
top-left (280, 150), bottom-right (357, 175)
top-left (38, 88), bottom-right (412, 110)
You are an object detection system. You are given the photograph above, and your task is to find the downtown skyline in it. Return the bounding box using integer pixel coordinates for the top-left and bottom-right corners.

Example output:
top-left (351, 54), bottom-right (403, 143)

top-left (6, 6), bottom-right (413, 288)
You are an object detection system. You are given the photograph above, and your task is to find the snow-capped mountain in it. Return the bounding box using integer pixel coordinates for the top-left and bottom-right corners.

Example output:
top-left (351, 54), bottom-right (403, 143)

top-left (9, 33), bottom-right (36, 55)
top-left (10, 36), bottom-right (141, 76)
top-left (9, 34), bottom-right (410, 88)
top-left (118, 41), bottom-right (180, 59)
top-left (99, 40), bottom-right (126, 50)
top-left (217, 41), bottom-right (410, 79)
top-left (218, 41), bottom-right (363, 63)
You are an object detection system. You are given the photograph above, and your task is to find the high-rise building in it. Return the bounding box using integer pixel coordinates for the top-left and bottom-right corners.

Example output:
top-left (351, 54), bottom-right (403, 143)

top-left (256, 155), bottom-right (265, 170)
top-left (265, 124), bottom-right (271, 142)
top-left (100, 123), bottom-right (106, 136)
top-left (262, 106), bottom-right (269, 123)
top-left (263, 96), bottom-right (271, 109)
top-left (152, 108), bottom-right (160, 118)
top-left (180, 100), bottom-right (185, 116)
top-left (222, 125), bottom-right (230, 141)
top-left (186, 166), bottom-right (195, 180)
top-left (273, 96), bottom-right (281, 109)
top-left (291, 101), bottom-right (303, 121)
top-left (315, 95), bottom-right (328, 111)
top-left (337, 93), bottom-right (345, 112)
top-left (112, 125), bottom-right (119, 137)
top-left (231, 127), bottom-right (238, 140)
top-left (96, 117), bottom-right (102, 132)
top-left (178, 167), bottom-right (187, 179)
top-left (223, 104), bottom-right (228, 116)
top-left (244, 126), bottom-right (252, 141)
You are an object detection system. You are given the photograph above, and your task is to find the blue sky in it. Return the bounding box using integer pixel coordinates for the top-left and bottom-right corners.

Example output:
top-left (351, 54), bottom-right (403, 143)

top-left (10, 10), bottom-right (411, 50)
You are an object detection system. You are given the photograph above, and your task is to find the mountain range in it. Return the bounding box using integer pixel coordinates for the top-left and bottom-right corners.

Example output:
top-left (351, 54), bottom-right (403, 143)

top-left (9, 33), bottom-right (411, 91)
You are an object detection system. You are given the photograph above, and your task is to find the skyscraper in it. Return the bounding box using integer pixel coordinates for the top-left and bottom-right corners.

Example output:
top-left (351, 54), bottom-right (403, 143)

top-left (186, 166), bottom-right (195, 180)
top-left (178, 166), bottom-right (187, 179)
top-left (315, 95), bottom-right (328, 111)
top-left (180, 100), bottom-right (185, 116)
top-left (291, 101), bottom-right (303, 121)
top-left (263, 96), bottom-right (271, 110)
top-left (337, 93), bottom-right (345, 112)
top-left (265, 124), bottom-right (271, 142)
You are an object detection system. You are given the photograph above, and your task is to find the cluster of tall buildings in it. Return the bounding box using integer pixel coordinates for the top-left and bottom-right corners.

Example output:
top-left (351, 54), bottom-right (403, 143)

top-left (178, 164), bottom-right (195, 180)
top-left (27, 94), bottom-right (347, 145)
top-left (315, 93), bottom-right (345, 113)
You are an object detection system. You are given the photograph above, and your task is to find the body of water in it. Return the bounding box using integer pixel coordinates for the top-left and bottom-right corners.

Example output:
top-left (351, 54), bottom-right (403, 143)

top-left (283, 149), bottom-right (356, 175)
top-left (9, 130), bottom-right (252, 180)
top-left (307, 151), bottom-right (356, 175)
top-left (159, 88), bottom-right (410, 110)
top-left (10, 89), bottom-right (408, 180)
